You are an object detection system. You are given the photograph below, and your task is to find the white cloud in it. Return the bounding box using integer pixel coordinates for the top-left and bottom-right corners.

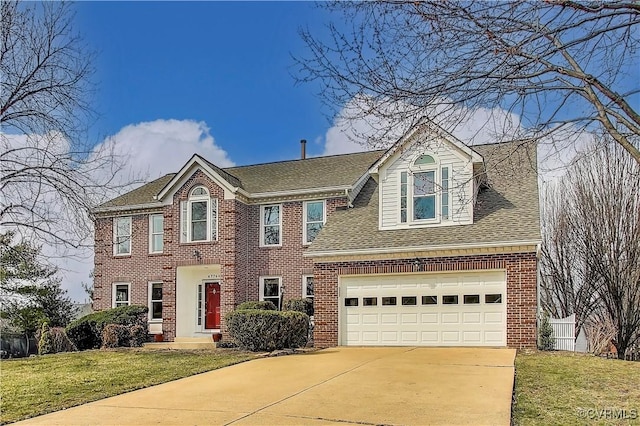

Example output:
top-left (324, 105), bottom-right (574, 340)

top-left (96, 119), bottom-right (234, 183)
top-left (319, 97), bottom-right (587, 182)
top-left (3, 119), bottom-right (234, 303)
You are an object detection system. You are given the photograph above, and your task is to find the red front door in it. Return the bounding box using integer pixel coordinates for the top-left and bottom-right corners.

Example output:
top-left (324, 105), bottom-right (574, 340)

top-left (205, 282), bottom-right (221, 329)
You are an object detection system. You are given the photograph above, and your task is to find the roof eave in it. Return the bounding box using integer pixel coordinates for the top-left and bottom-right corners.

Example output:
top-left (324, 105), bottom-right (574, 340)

top-left (304, 239), bottom-right (543, 258)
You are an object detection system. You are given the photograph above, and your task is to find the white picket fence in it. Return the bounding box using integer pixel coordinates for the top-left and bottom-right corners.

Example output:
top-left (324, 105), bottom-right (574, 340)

top-left (549, 314), bottom-right (576, 351)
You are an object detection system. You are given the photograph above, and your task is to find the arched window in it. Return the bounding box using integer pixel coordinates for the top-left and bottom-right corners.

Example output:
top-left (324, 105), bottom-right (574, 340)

top-left (400, 153), bottom-right (449, 223)
top-left (180, 185), bottom-right (218, 243)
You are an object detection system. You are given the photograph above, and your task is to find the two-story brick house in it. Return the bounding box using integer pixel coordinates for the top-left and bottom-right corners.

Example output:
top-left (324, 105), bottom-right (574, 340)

top-left (93, 122), bottom-right (541, 348)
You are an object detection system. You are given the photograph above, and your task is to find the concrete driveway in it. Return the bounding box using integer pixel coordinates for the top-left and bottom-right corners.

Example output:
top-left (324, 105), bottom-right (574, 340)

top-left (16, 347), bottom-right (515, 426)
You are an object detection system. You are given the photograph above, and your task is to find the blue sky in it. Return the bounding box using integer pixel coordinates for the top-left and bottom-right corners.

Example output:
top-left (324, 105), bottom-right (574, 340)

top-left (75, 1), bottom-right (335, 166)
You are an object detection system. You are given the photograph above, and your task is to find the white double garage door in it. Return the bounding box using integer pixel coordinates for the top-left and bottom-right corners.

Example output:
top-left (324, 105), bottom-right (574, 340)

top-left (339, 270), bottom-right (507, 347)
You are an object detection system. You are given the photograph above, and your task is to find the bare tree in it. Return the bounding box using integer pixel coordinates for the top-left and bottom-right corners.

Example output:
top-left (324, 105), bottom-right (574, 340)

top-left (541, 140), bottom-right (640, 358)
top-left (296, 1), bottom-right (640, 163)
top-left (1, 1), bottom-right (131, 250)
top-left (539, 183), bottom-right (598, 337)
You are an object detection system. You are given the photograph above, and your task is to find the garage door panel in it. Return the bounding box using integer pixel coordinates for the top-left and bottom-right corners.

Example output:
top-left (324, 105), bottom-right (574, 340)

top-left (463, 312), bottom-right (482, 324)
top-left (441, 312), bottom-right (460, 324)
top-left (341, 271), bottom-right (506, 347)
top-left (401, 313), bottom-right (418, 324)
top-left (381, 313), bottom-right (398, 324)
top-left (421, 313), bottom-right (439, 324)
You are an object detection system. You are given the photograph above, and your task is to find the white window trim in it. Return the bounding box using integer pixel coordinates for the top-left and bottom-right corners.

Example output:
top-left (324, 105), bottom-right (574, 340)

top-left (113, 216), bottom-right (132, 256)
top-left (148, 281), bottom-right (163, 322)
top-left (399, 154), bottom-right (451, 225)
top-left (302, 275), bottom-right (314, 299)
top-left (302, 200), bottom-right (326, 245)
top-left (259, 276), bottom-right (282, 309)
top-left (181, 186), bottom-right (218, 243)
top-left (148, 214), bottom-right (164, 254)
top-left (259, 204), bottom-right (282, 247)
top-left (112, 282), bottom-right (131, 308)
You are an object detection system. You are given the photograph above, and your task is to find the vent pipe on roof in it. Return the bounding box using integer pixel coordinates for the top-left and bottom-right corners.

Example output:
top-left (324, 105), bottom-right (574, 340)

top-left (300, 139), bottom-right (307, 159)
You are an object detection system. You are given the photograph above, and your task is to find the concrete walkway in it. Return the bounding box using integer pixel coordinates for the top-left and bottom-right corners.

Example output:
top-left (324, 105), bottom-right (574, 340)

top-left (16, 347), bottom-right (516, 425)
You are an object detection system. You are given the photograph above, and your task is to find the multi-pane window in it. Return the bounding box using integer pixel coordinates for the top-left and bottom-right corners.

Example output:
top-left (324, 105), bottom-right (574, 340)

top-left (303, 275), bottom-right (314, 316)
top-left (180, 186), bottom-right (218, 243)
top-left (113, 217), bottom-right (132, 255)
top-left (113, 283), bottom-right (130, 307)
top-left (400, 172), bottom-right (408, 223)
top-left (400, 154), bottom-right (450, 223)
top-left (149, 214), bottom-right (164, 253)
top-left (261, 205), bottom-right (281, 246)
top-left (149, 282), bottom-right (163, 321)
top-left (260, 277), bottom-right (281, 309)
top-left (413, 171), bottom-right (436, 220)
top-left (303, 201), bottom-right (325, 244)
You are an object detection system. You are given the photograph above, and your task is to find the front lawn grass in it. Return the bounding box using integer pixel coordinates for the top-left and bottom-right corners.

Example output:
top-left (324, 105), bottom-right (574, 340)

top-left (0, 348), bottom-right (254, 424)
top-left (513, 351), bottom-right (640, 425)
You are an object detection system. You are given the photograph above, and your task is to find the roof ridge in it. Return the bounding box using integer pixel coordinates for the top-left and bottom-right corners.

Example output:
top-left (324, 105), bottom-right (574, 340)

top-left (223, 149), bottom-right (385, 170)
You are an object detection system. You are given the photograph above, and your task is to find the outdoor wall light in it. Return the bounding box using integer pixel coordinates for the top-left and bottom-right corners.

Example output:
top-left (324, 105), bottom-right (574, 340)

top-left (193, 250), bottom-right (202, 261)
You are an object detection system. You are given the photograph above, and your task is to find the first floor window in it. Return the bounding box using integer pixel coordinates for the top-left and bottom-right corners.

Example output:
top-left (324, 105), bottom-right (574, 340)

top-left (149, 282), bottom-right (163, 321)
top-left (303, 275), bottom-right (314, 316)
top-left (260, 205), bottom-right (281, 246)
top-left (260, 277), bottom-right (281, 309)
top-left (303, 201), bottom-right (325, 244)
top-left (113, 217), bottom-right (132, 255)
top-left (113, 283), bottom-right (130, 307)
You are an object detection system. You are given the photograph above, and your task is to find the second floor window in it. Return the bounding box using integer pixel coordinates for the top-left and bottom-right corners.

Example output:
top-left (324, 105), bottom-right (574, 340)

top-left (180, 186), bottom-right (218, 243)
top-left (149, 214), bottom-right (164, 253)
top-left (113, 216), bottom-right (131, 256)
top-left (303, 200), bottom-right (325, 244)
top-left (260, 204), bottom-right (281, 246)
top-left (400, 154), bottom-right (450, 223)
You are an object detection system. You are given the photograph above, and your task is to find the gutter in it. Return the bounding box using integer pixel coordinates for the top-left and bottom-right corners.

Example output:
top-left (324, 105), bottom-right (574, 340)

top-left (303, 239), bottom-right (543, 258)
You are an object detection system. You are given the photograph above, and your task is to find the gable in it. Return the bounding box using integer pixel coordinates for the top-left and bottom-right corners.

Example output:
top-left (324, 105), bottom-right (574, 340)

top-left (368, 123), bottom-right (484, 230)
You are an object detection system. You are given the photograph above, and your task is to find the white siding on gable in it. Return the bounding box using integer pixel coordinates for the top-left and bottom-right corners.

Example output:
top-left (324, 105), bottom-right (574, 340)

top-left (379, 138), bottom-right (475, 229)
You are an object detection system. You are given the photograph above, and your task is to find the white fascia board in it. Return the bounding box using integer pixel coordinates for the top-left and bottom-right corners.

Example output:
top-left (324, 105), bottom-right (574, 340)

top-left (303, 239), bottom-right (543, 258)
top-left (155, 155), bottom-right (238, 201)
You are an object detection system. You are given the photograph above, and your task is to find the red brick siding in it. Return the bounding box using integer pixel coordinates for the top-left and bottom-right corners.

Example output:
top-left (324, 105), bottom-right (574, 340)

top-left (93, 169), bottom-right (347, 340)
top-left (312, 252), bottom-right (538, 350)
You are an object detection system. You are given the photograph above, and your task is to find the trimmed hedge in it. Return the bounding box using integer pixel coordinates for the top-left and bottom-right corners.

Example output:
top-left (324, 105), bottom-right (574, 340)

top-left (236, 301), bottom-right (277, 311)
top-left (283, 298), bottom-right (314, 317)
top-left (226, 309), bottom-right (309, 351)
top-left (66, 305), bottom-right (148, 350)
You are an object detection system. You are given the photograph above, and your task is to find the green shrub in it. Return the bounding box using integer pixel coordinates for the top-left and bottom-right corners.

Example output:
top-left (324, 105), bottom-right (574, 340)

top-left (283, 298), bottom-right (314, 317)
top-left (128, 324), bottom-right (147, 347)
top-left (538, 311), bottom-right (555, 351)
top-left (38, 323), bottom-right (53, 355)
top-left (66, 305), bottom-right (148, 350)
top-left (226, 309), bottom-right (309, 351)
top-left (50, 327), bottom-right (77, 353)
top-left (102, 324), bottom-right (130, 348)
top-left (236, 301), bottom-right (277, 311)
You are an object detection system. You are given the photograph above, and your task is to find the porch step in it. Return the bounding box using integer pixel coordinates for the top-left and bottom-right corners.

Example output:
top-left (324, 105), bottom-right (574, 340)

top-left (144, 336), bottom-right (217, 350)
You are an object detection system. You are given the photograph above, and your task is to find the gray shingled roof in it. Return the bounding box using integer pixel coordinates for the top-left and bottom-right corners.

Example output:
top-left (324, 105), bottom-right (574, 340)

top-left (226, 150), bottom-right (384, 193)
top-left (98, 150), bottom-right (385, 209)
top-left (100, 173), bottom-right (176, 208)
top-left (307, 141), bottom-right (541, 254)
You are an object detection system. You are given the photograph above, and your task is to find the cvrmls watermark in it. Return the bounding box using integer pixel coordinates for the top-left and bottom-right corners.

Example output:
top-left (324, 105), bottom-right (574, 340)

top-left (577, 408), bottom-right (638, 420)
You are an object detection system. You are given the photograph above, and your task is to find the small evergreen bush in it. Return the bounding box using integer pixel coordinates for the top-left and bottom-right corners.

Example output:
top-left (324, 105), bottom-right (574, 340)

top-left (102, 324), bottom-right (130, 348)
top-left (38, 323), bottom-right (54, 355)
top-left (66, 305), bottom-right (148, 350)
top-left (538, 311), bottom-right (555, 351)
top-left (226, 309), bottom-right (308, 351)
top-left (283, 298), bottom-right (313, 317)
top-left (50, 327), bottom-right (77, 353)
top-left (236, 301), bottom-right (277, 311)
top-left (128, 324), bottom-right (147, 347)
